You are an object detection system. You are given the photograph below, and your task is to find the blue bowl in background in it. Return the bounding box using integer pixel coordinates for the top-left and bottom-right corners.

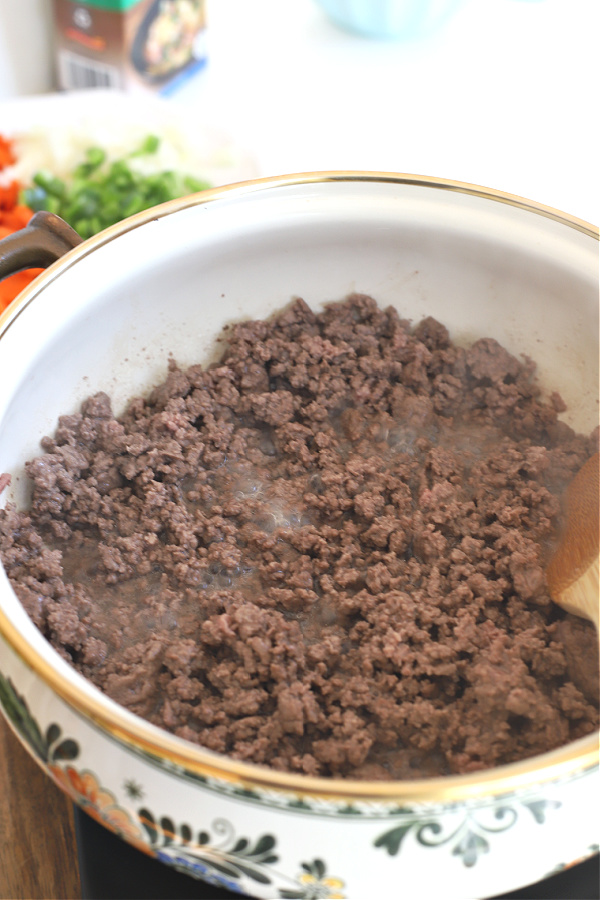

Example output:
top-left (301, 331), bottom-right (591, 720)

top-left (313, 0), bottom-right (463, 39)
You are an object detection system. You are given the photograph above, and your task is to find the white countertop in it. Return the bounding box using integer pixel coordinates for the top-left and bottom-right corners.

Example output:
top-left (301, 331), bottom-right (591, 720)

top-left (0, 0), bottom-right (598, 225)
top-left (172, 0), bottom-right (599, 225)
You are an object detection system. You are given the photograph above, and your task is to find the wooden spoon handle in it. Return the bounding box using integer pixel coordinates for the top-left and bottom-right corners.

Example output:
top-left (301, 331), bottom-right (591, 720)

top-left (547, 451), bottom-right (599, 629)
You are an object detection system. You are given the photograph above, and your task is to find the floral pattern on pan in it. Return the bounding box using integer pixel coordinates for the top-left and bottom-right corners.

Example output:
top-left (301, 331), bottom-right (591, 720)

top-left (3, 663), bottom-right (595, 899)
top-left (0, 667), bottom-right (346, 897)
top-left (373, 799), bottom-right (563, 868)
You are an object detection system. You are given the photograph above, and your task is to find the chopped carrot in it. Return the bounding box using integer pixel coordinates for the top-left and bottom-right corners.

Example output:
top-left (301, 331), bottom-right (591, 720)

top-left (1, 203), bottom-right (35, 230)
top-left (0, 135), bottom-right (41, 313)
top-left (0, 270), bottom-right (44, 313)
top-left (0, 135), bottom-right (15, 168)
top-left (0, 181), bottom-right (19, 210)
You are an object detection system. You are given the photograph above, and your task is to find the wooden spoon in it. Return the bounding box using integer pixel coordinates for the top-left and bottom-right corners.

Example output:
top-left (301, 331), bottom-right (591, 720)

top-left (546, 451), bottom-right (599, 630)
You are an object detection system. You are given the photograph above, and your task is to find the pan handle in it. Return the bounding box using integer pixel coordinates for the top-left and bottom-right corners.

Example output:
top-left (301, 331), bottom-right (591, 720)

top-left (0, 211), bottom-right (83, 283)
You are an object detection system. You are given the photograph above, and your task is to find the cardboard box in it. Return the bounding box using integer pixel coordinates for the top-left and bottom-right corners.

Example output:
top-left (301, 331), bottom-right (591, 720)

top-left (51, 0), bottom-right (208, 95)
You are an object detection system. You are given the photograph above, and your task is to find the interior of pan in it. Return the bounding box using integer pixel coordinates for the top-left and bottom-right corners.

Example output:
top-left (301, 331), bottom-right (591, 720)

top-left (0, 173), bottom-right (597, 795)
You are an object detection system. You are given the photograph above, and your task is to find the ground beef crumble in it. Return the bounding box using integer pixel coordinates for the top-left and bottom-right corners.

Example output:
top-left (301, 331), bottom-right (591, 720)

top-left (1, 294), bottom-right (598, 780)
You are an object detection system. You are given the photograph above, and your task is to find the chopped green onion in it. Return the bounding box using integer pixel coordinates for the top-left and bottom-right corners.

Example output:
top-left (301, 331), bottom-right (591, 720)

top-left (183, 175), bottom-right (211, 193)
top-left (25, 135), bottom-right (212, 238)
top-left (74, 146), bottom-right (107, 178)
top-left (21, 186), bottom-right (48, 211)
top-left (32, 171), bottom-right (66, 198)
top-left (44, 195), bottom-right (62, 215)
top-left (130, 134), bottom-right (161, 156)
top-left (86, 146), bottom-right (106, 168)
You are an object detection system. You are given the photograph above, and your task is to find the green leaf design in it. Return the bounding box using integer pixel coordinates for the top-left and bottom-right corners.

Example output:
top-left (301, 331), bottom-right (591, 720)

top-left (416, 821), bottom-right (444, 846)
top-left (0, 671), bottom-right (50, 761)
top-left (491, 805), bottom-right (517, 827)
top-left (374, 799), bottom-right (563, 868)
top-left (51, 738), bottom-right (79, 761)
top-left (234, 787), bottom-right (261, 801)
top-left (159, 816), bottom-right (177, 845)
top-left (311, 859), bottom-right (326, 880)
top-left (138, 808), bottom-right (159, 843)
top-left (287, 798), bottom-right (313, 811)
top-left (252, 834), bottom-right (276, 856)
top-left (452, 830), bottom-right (489, 867)
top-left (521, 799), bottom-right (561, 824)
top-left (45, 723), bottom-right (61, 746)
top-left (0, 670), bottom-right (80, 767)
top-left (374, 821), bottom-right (417, 856)
top-left (136, 808), bottom-right (278, 885)
top-left (230, 861), bottom-right (271, 884)
top-left (232, 837), bottom-right (249, 854)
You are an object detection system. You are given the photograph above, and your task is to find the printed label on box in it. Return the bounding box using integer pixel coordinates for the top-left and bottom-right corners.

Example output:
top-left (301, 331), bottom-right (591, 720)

top-left (52, 0), bottom-right (208, 94)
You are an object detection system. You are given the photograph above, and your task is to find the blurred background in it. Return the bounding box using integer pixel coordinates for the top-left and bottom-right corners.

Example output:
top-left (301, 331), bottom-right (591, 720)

top-left (0, 0), bottom-right (598, 222)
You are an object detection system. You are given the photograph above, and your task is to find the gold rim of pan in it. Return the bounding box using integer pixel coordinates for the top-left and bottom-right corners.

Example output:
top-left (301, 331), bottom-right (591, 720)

top-left (0, 172), bottom-right (598, 804)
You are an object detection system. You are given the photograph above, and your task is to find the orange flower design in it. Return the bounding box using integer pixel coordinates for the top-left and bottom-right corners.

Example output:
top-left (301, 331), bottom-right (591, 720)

top-left (48, 764), bottom-right (153, 855)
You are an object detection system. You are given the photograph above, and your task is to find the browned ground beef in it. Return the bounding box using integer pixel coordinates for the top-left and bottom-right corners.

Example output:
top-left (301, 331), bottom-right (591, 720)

top-left (0, 294), bottom-right (598, 779)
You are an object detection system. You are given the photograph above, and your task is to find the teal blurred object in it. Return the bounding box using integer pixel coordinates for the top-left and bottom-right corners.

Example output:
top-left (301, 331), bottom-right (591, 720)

top-left (313, 0), bottom-right (463, 39)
